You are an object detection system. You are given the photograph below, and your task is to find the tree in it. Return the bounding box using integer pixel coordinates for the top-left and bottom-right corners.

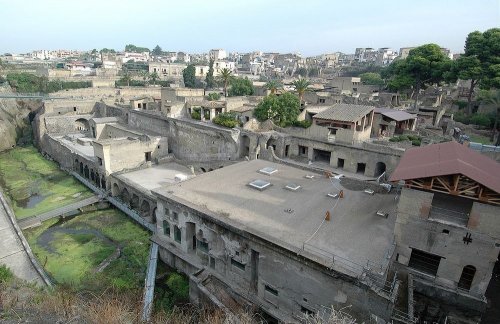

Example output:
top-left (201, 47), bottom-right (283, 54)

top-left (140, 71), bottom-right (150, 85)
top-left (479, 89), bottom-right (500, 144)
top-left (254, 92), bottom-right (300, 127)
top-left (90, 49), bottom-right (98, 61)
top-left (296, 67), bottom-right (308, 77)
top-left (213, 112), bottom-right (239, 128)
top-left (149, 71), bottom-right (159, 85)
top-left (120, 69), bottom-right (132, 87)
top-left (308, 67), bottom-right (320, 77)
top-left (207, 92), bottom-right (221, 101)
top-left (359, 72), bottom-right (384, 86)
top-left (152, 45), bottom-right (163, 56)
top-left (205, 59), bottom-right (215, 89)
top-left (292, 78), bottom-right (311, 106)
top-left (452, 28), bottom-right (500, 115)
top-left (384, 44), bottom-right (452, 108)
top-left (182, 65), bottom-right (196, 88)
top-left (125, 44), bottom-right (150, 53)
top-left (217, 68), bottom-right (233, 97)
top-left (265, 80), bottom-right (282, 95)
top-left (228, 77), bottom-right (254, 96)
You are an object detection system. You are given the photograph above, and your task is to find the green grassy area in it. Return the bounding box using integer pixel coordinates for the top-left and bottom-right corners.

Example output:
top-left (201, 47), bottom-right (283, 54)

top-left (0, 146), bottom-right (93, 219)
top-left (468, 134), bottom-right (494, 145)
top-left (25, 208), bottom-right (150, 290)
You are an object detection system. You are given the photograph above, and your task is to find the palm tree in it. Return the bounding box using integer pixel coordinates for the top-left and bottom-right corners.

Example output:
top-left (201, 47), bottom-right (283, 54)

top-left (265, 80), bottom-right (282, 95)
top-left (292, 78), bottom-right (311, 107)
top-left (149, 71), bottom-right (159, 86)
top-left (481, 90), bottom-right (500, 145)
top-left (217, 68), bottom-right (233, 97)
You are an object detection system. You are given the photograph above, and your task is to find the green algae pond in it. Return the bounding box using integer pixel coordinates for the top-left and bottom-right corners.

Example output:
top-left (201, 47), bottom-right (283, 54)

top-left (0, 146), bottom-right (150, 290)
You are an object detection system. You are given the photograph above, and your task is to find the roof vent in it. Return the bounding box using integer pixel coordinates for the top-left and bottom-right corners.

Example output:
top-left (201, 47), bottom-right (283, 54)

top-left (305, 174), bottom-right (315, 179)
top-left (248, 179), bottom-right (272, 191)
top-left (327, 193), bottom-right (339, 198)
top-left (259, 167), bottom-right (278, 175)
top-left (285, 183), bottom-right (301, 191)
top-left (364, 189), bottom-right (375, 195)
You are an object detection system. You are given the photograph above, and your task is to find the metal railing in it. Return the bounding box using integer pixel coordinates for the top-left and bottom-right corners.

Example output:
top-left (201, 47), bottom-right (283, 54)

top-left (141, 242), bottom-right (159, 322)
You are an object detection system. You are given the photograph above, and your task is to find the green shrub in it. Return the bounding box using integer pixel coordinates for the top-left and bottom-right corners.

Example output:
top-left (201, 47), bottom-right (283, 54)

top-left (213, 112), bottom-right (239, 128)
top-left (411, 139), bottom-right (421, 146)
top-left (454, 112), bottom-right (470, 124)
top-left (455, 101), bottom-right (468, 110)
top-left (207, 92), bottom-right (221, 101)
top-left (191, 111), bottom-right (201, 120)
top-left (291, 120), bottom-right (312, 128)
top-left (470, 114), bottom-right (492, 127)
top-left (0, 264), bottom-right (14, 283)
top-left (166, 273), bottom-right (189, 301)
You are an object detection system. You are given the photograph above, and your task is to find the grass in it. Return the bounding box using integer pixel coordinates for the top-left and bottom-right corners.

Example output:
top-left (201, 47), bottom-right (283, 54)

top-left (0, 146), bottom-right (93, 219)
top-left (24, 208), bottom-right (150, 290)
top-left (468, 134), bottom-right (493, 145)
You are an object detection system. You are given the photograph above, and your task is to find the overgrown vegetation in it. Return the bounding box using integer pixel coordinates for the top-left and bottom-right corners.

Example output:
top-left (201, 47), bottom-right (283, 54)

top-left (155, 272), bottom-right (190, 311)
top-left (228, 77), bottom-right (254, 97)
top-left (454, 111), bottom-right (495, 128)
top-left (213, 112), bottom-right (239, 128)
top-left (0, 265), bottom-right (14, 283)
top-left (0, 146), bottom-right (93, 219)
top-left (389, 134), bottom-right (422, 146)
top-left (207, 92), bottom-right (221, 101)
top-left (183, 64), bottom-right (196, 88)
top-left (191, 108), bottom-right (201, 120)
top-left (292, 120), bottom-right (312, 128)
top-left (6, 73), bottom-right (91, 93)
top-left (254, 92), bottom-right (301, 127)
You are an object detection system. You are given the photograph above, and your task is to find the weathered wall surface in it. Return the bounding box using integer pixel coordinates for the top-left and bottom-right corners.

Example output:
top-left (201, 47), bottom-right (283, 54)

top-left (395, 188), bottom-right (499, 301)
top-left (0, 86), bottom-right (35, 151)
top-left (154, 195), bottom-right (395, 322)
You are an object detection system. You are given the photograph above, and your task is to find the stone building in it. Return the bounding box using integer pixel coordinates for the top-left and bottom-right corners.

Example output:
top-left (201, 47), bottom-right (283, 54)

top-left (371, 108), bottom-right (417, 138)
top-left (152, 159), bottom-right (399, 322)
top-left (390, 141), bottom-right (500, 312)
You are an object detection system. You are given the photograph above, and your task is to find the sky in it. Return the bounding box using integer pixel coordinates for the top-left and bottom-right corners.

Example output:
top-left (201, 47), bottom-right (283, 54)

top-left (0, 0), bottom-right (498, 56)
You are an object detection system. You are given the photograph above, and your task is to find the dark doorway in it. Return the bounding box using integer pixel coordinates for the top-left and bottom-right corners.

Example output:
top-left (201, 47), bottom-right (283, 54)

top-left (458, 265), bottom-right (476, 291)
top-left (409, 248), bottom-right (442, 276)
top-left (374, 162), bottom-right (386, 177)
top-left (251, 250), bottom-right (259, 293)
top-left (313, 149), bottom-right (331, 163)
top-left (285, 145), bottom-right (290, 157)
top-left (337, 158), bottom-right (345, 169)
top-left (145, 151), bottom-right (152, 162)
top-left (356, 163), bottom-right (366, 174)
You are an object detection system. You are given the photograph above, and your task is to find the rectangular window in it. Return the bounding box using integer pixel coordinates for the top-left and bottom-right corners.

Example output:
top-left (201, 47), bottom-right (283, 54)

top-left (97, 157), bottom-right (103, 166)
top-left (173, 212), bottom-right (178, 221)
top-left (145, 151), bottom-right (152, 162)
top-left (198, 240), bottom-right (209, 253)
top-left (174, 226), bottom-right (181, 243)
top-left (301, 306), bottom-right (314, 315)
top-left (265, 284), bottom-right (278, 296)
top-left (408, 248), bottom-right (442, 276)
top-left (231, 258), bottom-right (245, 271)
top-left (163, 220), bottom-right (170, 236)
top-left (319, 98), bottom-right (325, 104)
top-left (209, 257), bottom-right (215, 269)
top-left (165, 208), bottom-right (170, 216)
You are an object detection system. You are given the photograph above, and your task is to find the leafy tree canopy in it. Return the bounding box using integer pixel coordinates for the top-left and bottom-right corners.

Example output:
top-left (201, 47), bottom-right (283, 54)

top-left (359, 72), bottom-right (384, 86)
top-left (205, 59), bottom-right (215, 89)
top-left (228, 77), bottom-right (254, 97)
top-left (253, 92), bottom-right (300, 127)
top-left (125, 44), bottom-right (150, 53)
top-left (182, 64), bottom-right (196, 88)
top-left (213, 112), bottom-right (239, 128)
top-left (152, 45), bottom-right (163, 56)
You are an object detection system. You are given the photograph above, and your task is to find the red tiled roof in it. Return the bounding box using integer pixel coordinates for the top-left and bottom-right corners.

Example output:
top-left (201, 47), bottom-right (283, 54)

top-left (389, 141), bottom-right (500, 194)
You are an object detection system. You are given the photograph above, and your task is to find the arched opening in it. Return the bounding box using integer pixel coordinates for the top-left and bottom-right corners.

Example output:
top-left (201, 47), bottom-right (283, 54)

top-left (240, 135), bottom-right (250, 158)
top-left (112, 183), bottom-right (120, 196)
top-left (131, 194), bottom-right (140, 209)
top-left (101, 177), bottom-right (106, 190)
top-left (75, 118), bottom-right (90, 133)
top-left (90, 170), bottom-right (95, 182)
top-left (141, 200), bottom-right (151, 218)
top-left (79, 162), bottom-right (84, 175)
top-left (266, 137), bottom-right (277, 152)
top-left (374, 162), bottom-right (386, 177)
top-left (200, 167), bottom-right (207, 173)
top-left (458, 265), bottom-right (476, 291)
top-left (121, 188), bottom-right (130, 204)
top-left (74, 159), bottom-right (79, 171)
top-left (208, 168), bottom-right (213, 172)
top-left (84, 165), bottom-right (89, 179)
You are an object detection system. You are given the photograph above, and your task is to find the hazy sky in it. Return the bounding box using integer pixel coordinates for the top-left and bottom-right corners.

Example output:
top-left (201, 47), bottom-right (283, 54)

top-left (0, 0), bottom-right (498, 56)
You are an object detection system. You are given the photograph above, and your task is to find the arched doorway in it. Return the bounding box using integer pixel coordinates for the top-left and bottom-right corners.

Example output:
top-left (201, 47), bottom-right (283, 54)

top-left (374, 162), bottom-right (386, 177)
top-left (141, 200), bottom-right (151, 218)
top-left (75, 118), bottom-right (90, 133)
top-left (90, 170), bottom-right (95, 182)
top-left (121, 188), bottom-right (130, 204)
top-left (84, 165), bottom-right (89, 179)
top-left (151, 207), bottom-right (157, 224)
top-left (101, 177), bottom-right (106, 190)
top-left (458, 265), bottom-right (476, 291)
top-left (266, 137), bottom-right (277, 151)
top-left (131, 194), bottom-right (140, 209)
top-left (79, 162), bottom-right (84, 174)
top-left (112, 183), bottom-right (120, 196)
top-left (240, 135), bottom-right (250, 158)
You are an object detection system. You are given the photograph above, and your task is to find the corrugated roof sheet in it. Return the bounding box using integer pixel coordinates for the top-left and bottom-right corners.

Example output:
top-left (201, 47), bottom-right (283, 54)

top-left (375, 108), bottom-right (417, 122)
top-left (390, 141), bottom-right (500, 194)
top-left (313, 104), bottom-right (374, 122)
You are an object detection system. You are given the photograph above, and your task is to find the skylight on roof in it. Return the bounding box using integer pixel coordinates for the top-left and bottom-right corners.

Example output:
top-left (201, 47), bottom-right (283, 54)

top-left (259, 167), bottom-right (278, 175)
top-left (249, 179), bottom-right (272, 191)
top-left (305, 175), bottom-right (315, 179)
top-left (285, 183), bottom-right (301, 191)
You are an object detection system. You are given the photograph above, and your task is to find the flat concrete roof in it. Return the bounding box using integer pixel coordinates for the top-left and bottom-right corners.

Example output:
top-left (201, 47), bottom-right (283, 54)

top-left (154, 159), bottom-right (397, 276)
top-left (116, 163), bottom-right (194, 191)
top-left (54, 134), bottom-right (95, 159)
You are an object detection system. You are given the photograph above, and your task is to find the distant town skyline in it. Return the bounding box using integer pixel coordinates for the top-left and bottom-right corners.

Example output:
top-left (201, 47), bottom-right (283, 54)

top-left (0, 0), bottom-right (498, 56)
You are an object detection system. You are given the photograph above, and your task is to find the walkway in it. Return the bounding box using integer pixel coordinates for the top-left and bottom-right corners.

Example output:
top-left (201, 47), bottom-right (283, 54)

top-left (18, 195), bottom-right (101, 229)
top-left (0, 190), bottom-right (51, 286)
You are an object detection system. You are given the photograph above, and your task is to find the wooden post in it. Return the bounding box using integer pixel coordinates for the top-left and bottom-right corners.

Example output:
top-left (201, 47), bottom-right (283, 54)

top-left (325, 211), bottom-right (330, 221)
top-left (339, 190), bottom-right (344, 198)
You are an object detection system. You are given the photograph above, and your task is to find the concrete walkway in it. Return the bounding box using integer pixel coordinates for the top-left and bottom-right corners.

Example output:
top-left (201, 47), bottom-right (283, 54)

top-left (0, 192), bottom-right (45, 285)
top-left (18, 195), bottom-right (100, 229)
